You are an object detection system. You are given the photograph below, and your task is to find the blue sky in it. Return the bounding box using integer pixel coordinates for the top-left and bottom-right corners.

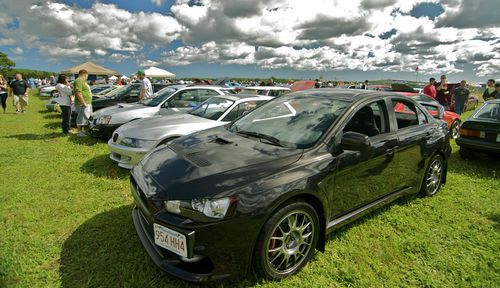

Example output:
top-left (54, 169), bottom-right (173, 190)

top-left (0, 0), bottom-right (498, 82)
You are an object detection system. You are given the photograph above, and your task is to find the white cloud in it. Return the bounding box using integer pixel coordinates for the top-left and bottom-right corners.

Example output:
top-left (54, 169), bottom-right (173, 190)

top-left (10, 47), bottom-right (23, 54)
top-left (152, 0), bottom-right (165, 6)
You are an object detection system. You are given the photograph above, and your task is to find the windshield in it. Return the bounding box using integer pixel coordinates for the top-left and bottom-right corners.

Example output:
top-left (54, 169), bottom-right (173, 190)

top-left (105, 86), bottom-right (131, 98)
top-left (231, 95), bottom-right (350, 149)
top-left (189, 97), bottom-right (234, 120)
top-left (473, 103), bottom-right (500, 121)
top-left (143, 87), bottom-right (178, 106)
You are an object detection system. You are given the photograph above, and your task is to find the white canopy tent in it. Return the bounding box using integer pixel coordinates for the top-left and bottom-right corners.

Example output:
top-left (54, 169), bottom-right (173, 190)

top-left (108, 75), bottom-right (118, 81)
top-left (143, 66), bottom-right (176, 78)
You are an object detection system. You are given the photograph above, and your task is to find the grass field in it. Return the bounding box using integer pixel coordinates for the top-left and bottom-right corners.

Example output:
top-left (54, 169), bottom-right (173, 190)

top-left (0, 91), bottom-right (499, 288)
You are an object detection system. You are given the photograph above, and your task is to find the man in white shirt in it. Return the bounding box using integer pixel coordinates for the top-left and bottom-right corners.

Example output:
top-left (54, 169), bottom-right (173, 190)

top-left (137, 69), bottom-right (153, 102)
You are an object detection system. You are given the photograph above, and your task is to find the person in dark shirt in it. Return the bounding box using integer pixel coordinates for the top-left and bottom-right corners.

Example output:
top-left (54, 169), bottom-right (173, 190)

top-left (452, 80), bottom-right (470, 115)
top-left (482, 79), bottom-right (497, 101)
top-left (9, 73), bottom-right (30, 113)
top-left (435, 75), bottom-right (449, 108)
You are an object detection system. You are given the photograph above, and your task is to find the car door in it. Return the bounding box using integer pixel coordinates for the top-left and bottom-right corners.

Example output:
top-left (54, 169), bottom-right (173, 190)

top-left (389, 97), bottom-right (433, 190)
top-left (326, 100), bottom-right (400, 218)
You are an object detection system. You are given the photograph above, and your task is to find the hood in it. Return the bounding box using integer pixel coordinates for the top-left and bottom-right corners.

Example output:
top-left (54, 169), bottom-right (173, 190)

top-left (117, 113), bottom-right (221, 140)
top-left (93, 103), bottom-right (146, 116)
top-left (133, 126), bottom-right (303, 200)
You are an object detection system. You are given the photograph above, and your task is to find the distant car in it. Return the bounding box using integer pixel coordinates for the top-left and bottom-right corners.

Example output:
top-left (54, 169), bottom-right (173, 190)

top-left (39, 85), bottom-right (57, 97)
top-left (89, 85), bottom-right (230, 139)
top-left (130, 89), bottom-right (451, 282)
top-left (456, 99), bottom-right (500, 158)
top-left (240, 86), bottom-right (290, 97)
top-left (108, 94), bottom-right (271, 168)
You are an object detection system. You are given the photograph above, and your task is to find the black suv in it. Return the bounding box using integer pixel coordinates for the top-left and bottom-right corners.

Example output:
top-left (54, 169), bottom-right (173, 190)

top-left (130, 89), bottom-right (451, 282)
top-left (92, 83), bottom-right (168, 111)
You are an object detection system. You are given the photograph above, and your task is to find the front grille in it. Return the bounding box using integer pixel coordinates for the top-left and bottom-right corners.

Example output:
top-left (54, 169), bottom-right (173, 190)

top-left (113, 133), bottom-right (119, 142)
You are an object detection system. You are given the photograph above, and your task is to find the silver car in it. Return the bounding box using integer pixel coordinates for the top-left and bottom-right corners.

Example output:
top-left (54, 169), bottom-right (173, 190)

top-left (108, 94), bottom-right (272, 169)
top-left (90, 85), bottom-right (231, 139)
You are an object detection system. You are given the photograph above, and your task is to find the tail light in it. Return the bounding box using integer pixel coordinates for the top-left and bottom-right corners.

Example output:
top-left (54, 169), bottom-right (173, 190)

top-left (459, 127), bottom-right (480, 137)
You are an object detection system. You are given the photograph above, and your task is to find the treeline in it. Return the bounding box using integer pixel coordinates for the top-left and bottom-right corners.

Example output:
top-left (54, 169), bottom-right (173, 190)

top-left (6, 68), bottom-right (57, 79)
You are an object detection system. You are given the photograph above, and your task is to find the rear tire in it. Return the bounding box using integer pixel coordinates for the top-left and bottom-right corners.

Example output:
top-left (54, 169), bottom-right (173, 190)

top-left (253, 201), bottom-right (319, 280)
top-left (420, 154), bottom-right (445, 197)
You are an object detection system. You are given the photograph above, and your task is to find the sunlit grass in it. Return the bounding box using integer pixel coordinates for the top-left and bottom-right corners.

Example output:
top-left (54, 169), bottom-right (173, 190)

top-left (0, 92), bottom-right (498, 287)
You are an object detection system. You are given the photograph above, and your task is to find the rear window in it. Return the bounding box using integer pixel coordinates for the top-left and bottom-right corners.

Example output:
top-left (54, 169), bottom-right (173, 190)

top-left (473, 103), bottom-right (500, 121)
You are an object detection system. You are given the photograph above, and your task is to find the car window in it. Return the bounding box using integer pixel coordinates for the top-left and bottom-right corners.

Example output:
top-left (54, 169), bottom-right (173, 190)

top-left (198, 89), bottom-right (221, 103)
top-left (166, 90), bottom-right (199, 108)
top-left (417, 107), bottom-right (428, 124)
top-left (344, 101), bottom-right (388, 137)
top-left (268, 90), bottom-right (282, 97)
top-left (256, 90), bottom-right (268, 96)
top-left (392, 99), bottom-right (419, 129)
top-left (473, 103), bottom-right (500, 120)
top-left (189, 97), bottom-right (234, 120)
top-left (223, 100), bottom-right (263, 122)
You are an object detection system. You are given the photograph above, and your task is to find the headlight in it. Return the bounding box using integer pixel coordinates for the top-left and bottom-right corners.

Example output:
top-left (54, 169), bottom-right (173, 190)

top-left (164, 197), bottom-right (236, 219)
top-left (96, 115), bottom-right (112, 125)
top-left (120, 137), bottom-right (156, 148)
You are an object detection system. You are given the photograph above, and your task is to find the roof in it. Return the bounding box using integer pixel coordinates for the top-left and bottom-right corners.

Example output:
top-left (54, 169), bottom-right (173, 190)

top-left (243, 86), bottom-right (290, 90)
top-left (61, 61), bottom-right (117, 75)
top-left (486, 99), bottom-right (500, 103)
top-left (214, 94), bottom-right (273, 102)
top-left (289, 88), bottom-right (412, 102)
top-left (143, 66), bottom-right (176, 78)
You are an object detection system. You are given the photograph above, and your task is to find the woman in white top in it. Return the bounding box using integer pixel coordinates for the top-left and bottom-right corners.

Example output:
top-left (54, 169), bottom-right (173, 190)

top-left (55, 74), bottom-right (74, 134)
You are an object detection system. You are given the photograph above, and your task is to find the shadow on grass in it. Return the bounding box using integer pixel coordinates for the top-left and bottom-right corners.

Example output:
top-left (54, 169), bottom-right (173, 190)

top-left (60, 205), bottom-right (255, 288)
top-left (3, 132), bottom-right (63, 140)
top-left (38, 109), bottom-right (51, 114)
top-left (487, 214), bottom-right (500, 231)
top-left (448, 149), bottom-right (500, 179)
top-left (80, 154), bottom-right (129, 179)
top-left (68, 135), bottom-right (99, 146)
top-left (44, 121), bottom-right (61, 130)
top-left (43, 114), bottom-right (61, 120)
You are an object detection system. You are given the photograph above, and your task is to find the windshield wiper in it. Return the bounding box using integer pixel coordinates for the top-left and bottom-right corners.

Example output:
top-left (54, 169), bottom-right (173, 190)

top-left (236, 130), bottom-right (284, 147)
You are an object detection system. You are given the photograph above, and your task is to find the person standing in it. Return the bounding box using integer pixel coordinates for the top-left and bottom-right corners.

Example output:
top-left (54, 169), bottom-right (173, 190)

top-left (55, 74), bottom-right (74, 135)
top-left (452, 80), bottom-right (470, 115)
top-left (137, 70), bottom-right (152, 102)
top-left (0, 75), bottom-right (8, 113)
top-left (435, 75), bottom-right (449, 108)
top-left (73, 69), bottom-right (92, 137)
top-left (361, 80), bottom-right (369, 89)
top-left (483, 79), bottom-right (497, 101)
top-left (9, 73), bottom-right (30, 113)
top-left (423, 77), bottom-right (437, 99)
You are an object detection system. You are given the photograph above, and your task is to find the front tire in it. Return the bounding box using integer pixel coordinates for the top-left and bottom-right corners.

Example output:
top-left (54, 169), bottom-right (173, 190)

top-left (450, 120), bottom-right (460, 140)
top-left (253, 201), bottom-right (319, 280)
top-left (420, 154), bottom-right (445, 197)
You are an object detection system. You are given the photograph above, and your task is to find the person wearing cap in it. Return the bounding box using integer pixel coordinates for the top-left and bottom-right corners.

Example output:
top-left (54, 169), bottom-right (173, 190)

top-left (137, 69), bottom-right (153, 102)
top-left (73, 69), bottom-right (92, 136)
top-left (489, 83), bottom-right (500, 100)
top-left (423, 77), bottom-right (437, 99)
top-left (435, 75), bottom-right (449, 108)
top-left (483, 79), bottom-right (498, 101)
top-left (452, 80), bottom-right (470, 115)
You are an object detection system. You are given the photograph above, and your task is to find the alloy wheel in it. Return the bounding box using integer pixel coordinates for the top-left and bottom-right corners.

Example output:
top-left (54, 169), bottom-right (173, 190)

top-left (450, 121), bottom-right (460, 139)
top-left (265, 210), bottom-right (315, 275)
top-left (426, 157), bottom-right (443, 195)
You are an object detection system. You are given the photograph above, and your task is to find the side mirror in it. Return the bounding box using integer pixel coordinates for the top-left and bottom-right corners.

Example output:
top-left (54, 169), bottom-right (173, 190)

top-left (341, 131), bottom-right (371, 152)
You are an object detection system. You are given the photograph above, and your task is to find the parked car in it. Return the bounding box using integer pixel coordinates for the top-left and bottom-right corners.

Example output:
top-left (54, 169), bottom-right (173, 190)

top-left (89, 85), bottom-right (231, 139)
top-left (39, 85), bottom-right (57, 97)
top-left (239, 86), bottom-right (290, 97)
top-left (109, 94), bottom-right (271, 169)
top-left (130, 89), bottom-right (451, 282)
top-left (456, 99), bottom-right (500, 158)
top-left (92, 82), bottom-right (168, 111)
top-left (90, 84), bottom-right (115, 96)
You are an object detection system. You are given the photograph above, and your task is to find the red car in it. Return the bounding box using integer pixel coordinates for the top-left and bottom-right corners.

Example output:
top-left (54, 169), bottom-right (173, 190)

top-left (394, 93), bottom-right (461, 139)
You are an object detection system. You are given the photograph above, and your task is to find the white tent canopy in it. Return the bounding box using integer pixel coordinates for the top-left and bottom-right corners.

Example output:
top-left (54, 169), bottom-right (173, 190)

top-left (108, 75), bottom-right (118, 80)
top-left (143, 66), bottom-right (176, 78)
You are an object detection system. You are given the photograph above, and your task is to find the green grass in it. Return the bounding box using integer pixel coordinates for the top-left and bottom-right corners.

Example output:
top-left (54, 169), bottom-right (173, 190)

top-left (0, 91), bottom-right (499, 288)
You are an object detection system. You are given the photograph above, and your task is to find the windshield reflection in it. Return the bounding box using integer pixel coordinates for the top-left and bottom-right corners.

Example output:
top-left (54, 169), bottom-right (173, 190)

top-left (189, 97), bottom-right (234, 120)
top-left (143, 87), bottom-right (178, 106)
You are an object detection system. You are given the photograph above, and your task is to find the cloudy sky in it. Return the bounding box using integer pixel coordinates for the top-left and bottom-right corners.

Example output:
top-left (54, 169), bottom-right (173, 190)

top-left (0, 0), bottom-right (498, 82)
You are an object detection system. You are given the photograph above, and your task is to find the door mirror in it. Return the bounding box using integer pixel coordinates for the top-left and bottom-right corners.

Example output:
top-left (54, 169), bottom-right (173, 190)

top-left (341, 131), bottom-right (371, 151)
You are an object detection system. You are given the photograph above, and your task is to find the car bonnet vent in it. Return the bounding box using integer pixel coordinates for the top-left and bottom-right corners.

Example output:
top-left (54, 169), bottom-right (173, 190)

top-left (184, 152), bottom-right (211, 167)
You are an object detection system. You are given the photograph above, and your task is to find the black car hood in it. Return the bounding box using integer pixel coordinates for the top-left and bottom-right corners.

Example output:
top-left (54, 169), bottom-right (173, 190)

top-left (134, 127), bottom-right (303, 200)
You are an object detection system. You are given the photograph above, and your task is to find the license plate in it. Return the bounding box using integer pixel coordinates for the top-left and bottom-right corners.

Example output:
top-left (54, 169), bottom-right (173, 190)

top-left (153, 223), bottom-right (187, 257)
top-left (480, 131), bottom-right (486, 138)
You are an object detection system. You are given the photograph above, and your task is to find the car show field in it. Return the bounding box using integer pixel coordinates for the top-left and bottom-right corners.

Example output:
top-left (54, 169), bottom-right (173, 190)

top-left (0, 91), bottom-right (498, 287)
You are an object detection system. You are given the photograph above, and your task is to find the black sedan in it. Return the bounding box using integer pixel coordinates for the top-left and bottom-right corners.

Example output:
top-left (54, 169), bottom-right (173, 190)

top-left (130, 89), bottom-right (451, 282)
top-left (456, 99), bottom-right (500, 158)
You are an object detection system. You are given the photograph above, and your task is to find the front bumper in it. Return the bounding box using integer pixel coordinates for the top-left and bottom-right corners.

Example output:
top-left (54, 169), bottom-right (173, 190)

top-left (130, 177), bottom-right (259, 282)
top-left (108, 139), bottom-right (151, 169)
top-left (89, 123), bottom-right (121, 139)
top-left (456, 137), bottom-right (500, 153)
